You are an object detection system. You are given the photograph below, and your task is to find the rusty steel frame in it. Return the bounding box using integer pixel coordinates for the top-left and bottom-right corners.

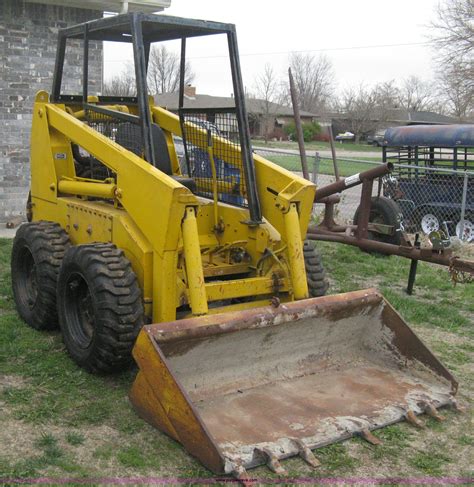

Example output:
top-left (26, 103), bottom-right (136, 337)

top-left (308, 163), bottom-right (474, 276)
top-left (130, 288), bottom-right (459, 476)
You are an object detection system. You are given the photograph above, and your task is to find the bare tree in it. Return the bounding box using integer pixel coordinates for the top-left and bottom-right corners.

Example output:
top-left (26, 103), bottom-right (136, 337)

top-left (103, 67), bottom-right (136, 96)
top-left (284, 52), bottom-right (334, 113)
top-left (373, 80), bottom-right (400, 110)
top-left (438, 64), bottom-right (474, 119)
top-left (430, 0), bottom-right (473, 64)
top-left (430, 0), bottom-right (473, 118)
top-left (397, 76), bottom-right (437, 111)
top-left (147, 45), bottom-right (195, 95)
top-left (253, 64), bottom-right (280, 143)
top-left (338, 85), bottom-right (379, 143)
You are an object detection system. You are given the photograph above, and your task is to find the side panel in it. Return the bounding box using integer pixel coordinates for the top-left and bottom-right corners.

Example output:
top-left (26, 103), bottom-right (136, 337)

top-left (33, 196), bottom-right (154, 318)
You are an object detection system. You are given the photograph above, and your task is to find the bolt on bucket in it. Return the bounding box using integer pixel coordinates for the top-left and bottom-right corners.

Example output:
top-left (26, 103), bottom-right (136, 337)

top-left (130, 288), bottom-right (457, 476)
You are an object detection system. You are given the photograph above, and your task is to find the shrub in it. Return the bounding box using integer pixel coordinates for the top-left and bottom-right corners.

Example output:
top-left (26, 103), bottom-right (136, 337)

top-left (284, 121), bottom-right (321, 142)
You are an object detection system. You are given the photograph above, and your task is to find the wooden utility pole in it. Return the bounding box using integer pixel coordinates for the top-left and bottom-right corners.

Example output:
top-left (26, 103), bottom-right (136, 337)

top-left (288, 67), bottom-right (310, 180)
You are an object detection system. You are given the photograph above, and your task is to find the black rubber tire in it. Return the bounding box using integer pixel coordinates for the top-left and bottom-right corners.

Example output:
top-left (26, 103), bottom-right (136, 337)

top-left (11, 221), bottom-right (70, 330)
top-left (303, 240), bottom-right (329, 297)
top-left (353, 196), bottom-right (403, 246)
top-left (57, 243), bottom-right (144, 374)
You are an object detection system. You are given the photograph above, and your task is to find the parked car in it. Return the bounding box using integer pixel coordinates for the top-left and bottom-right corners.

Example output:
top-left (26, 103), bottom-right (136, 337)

top-left (367, 129), bottom-right (386, 147)
top-left (382, 124), bottom-right (474, 241)
top-left (335, 131), bottom-right (355, 142)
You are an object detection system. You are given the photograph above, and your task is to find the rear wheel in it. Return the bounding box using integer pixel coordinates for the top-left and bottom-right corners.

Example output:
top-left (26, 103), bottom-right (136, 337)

top-left (57, 243), bottom-right (144, 373)
top-left (11, 221), bottom-right (70, 330)
top-left (303, 240), bottom-right (328, 297)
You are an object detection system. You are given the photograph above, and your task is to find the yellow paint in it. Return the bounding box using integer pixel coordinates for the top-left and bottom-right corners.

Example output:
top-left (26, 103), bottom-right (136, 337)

top-left (284, 203), bottom-right (309, 299)
top-left (58, 179), bottom-right (116, 198)
top-left (182, 207), bottom-right (208, 315)
top-left (30, 92), bottom-right (315, 325)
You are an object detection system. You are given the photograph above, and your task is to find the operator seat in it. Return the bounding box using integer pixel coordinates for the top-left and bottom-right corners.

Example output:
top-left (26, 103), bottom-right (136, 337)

top-left (115, 122), bottom-right (196, 192)
top-left (150, 123), bottom-right (197, 192)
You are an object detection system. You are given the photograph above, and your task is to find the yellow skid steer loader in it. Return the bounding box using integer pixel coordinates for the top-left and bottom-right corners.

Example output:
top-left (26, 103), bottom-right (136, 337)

top-left (12, 13), bottom-right (458, 478)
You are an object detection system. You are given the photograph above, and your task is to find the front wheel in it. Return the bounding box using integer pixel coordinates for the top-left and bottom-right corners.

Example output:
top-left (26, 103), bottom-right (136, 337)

top-left (57, 243), bottom-right (144, 374)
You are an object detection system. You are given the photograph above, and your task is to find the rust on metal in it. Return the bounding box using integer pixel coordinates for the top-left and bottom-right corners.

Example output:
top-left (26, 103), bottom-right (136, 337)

top-left (130, 289), bottom-right (457, 474)
top-left (451, 399), bottom-right (466, 413)
top-left (405, 409), bottom-right (425, 428)
top-left (291, 438), bottom-right (321, 468)
top-left (355, 178), bottom-right (374, 240)
top-left (229, 460), bottom-right (252, 485)
top-left (424, 403), bottom-right (445, 422)
top-left (359, 429), bottom-right (383, 445)
top-left (129, 330), bottom-right (225, 474)
top-left (254, 448), bottom-right (287, 476)
top-left (307, 231), bottom-right (474, 275)
top-left (310, 161), bottom-right (474, 275)
top-left (314, 163), bottom-right (393, 202)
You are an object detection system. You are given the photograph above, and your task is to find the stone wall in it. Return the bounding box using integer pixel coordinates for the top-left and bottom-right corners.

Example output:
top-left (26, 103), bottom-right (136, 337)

top-left (0, 1), bottom-right (103, 222)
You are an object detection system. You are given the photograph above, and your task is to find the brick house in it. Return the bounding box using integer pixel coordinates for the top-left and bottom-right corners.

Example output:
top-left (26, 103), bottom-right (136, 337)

top-left (155, 87), bottom-right (317, 140)
top-left (0, 0), bottom-right (169, 223)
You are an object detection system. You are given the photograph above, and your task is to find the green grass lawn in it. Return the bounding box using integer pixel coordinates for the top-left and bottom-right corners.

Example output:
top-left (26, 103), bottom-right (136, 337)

top-left (0, 237), bottom-right (473, 482)
top-left (252, 139), bottom-right (383, 153)
top-left (264, 154), bottom-right (378, 177)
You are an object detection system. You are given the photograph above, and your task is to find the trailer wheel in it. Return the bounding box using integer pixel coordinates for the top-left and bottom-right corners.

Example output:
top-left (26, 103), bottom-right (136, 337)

top-left (304, 240), bottom-right (329, 297)
top-left (353, 196), bottom-right (403, 246)
top-left (11, 221), bottom-right (70, 330)
top-left (420, 212), bottom-right (440, 235)
top-left (456, 217), bottom-right (474, 242)
top-left (57, 243), bottom-right (144, 373)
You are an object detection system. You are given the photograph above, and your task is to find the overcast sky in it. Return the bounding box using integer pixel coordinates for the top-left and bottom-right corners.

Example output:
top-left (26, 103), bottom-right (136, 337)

top-left (104, 0), bottom-right (441, 97)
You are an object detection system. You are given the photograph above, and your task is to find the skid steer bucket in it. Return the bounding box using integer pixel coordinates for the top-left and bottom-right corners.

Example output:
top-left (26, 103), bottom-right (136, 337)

top-left (130, 289), bottom-right (457, 476)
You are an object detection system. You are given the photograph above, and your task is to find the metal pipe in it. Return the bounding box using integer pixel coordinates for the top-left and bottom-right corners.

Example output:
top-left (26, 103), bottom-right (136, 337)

top-left (131, 14), bottom-right (155, 167)
top-left (284, 203), bottom-right (309, 299)
top-left (58, 180), bottom-right (116, 199)
top-left (288, 68), bottom-right (310, 180)
top-left (407, 259), bottom-right (418, 295)
top-left (306, 232), bottom-right (474, 274)
top-left (459, 173), bottom-right (469, 241)
top-left (312, 152), bottom-right (320, 185)
top-left (227, 30), bottom-right (262, 224)
top-left (356, 179), bottom-right (374, 240)
top-left (207, 131), bottom-right (219, 230)
top-left (328, 125), bottom-right (340, 181)
top-left (182, 207), bottom-right (208, 316)
top-left (314, 163), bottom-right (393, 202)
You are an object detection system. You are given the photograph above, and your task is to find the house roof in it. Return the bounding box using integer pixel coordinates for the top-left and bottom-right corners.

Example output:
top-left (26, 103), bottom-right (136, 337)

top-left (388, 109), bottom-right (459, 125)
top-left (329, 108), bottom-right (460, 125)
top-left (154, 92), bottom-right (317, 118)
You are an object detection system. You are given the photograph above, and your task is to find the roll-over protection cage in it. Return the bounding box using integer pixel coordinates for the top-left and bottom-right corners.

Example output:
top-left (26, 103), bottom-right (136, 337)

top-left (51, 13), bottom-right (262, 223)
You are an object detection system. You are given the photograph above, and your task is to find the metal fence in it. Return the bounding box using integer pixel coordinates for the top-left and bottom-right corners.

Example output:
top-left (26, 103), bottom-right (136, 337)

top-left (253, 147), bottom-right (474, 243)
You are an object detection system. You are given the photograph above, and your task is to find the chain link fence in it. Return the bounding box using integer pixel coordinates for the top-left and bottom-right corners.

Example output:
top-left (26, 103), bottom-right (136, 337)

top-left (253, 147), bottom-right (474, 243)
